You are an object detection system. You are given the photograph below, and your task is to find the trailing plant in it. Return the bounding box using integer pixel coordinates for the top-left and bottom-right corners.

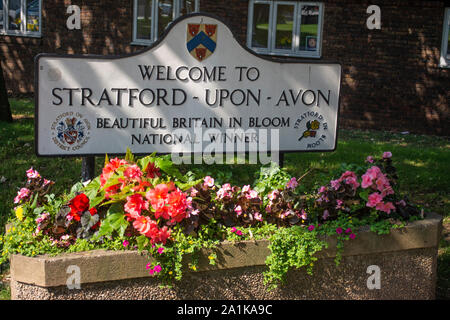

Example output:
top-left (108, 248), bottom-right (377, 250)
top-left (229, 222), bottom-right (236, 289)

top-left (264, 225), bottom-right (328, 290)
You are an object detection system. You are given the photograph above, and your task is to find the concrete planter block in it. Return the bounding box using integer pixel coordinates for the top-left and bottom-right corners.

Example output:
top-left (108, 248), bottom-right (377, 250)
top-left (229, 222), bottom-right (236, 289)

top-left (10, 212), bottom-right (442, 300)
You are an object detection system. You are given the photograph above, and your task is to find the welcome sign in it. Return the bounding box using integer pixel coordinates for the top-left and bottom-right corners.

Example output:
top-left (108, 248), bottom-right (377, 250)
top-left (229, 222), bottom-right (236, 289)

top-left (35, 13), bottom-right (341, 156)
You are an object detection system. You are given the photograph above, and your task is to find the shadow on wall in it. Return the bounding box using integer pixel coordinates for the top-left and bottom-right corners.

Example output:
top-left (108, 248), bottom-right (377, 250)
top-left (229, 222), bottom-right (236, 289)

top-left (322, 0), bottom-right (449, 135)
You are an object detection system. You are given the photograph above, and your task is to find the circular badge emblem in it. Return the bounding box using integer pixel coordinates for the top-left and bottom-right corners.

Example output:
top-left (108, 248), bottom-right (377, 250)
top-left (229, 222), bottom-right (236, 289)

top-left (293, 111), bottom-right (329, 149)
top-left (51, 112), bottom-right (91, 151)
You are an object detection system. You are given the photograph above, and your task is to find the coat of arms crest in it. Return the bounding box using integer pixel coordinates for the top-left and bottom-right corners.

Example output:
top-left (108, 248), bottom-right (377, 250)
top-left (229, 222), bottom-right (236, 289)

top-left (186, 23), bottom-right (217, 62)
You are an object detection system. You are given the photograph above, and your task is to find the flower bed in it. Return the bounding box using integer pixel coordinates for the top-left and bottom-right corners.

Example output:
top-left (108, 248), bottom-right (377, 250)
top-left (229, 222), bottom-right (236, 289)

top-left (9, 212), bottom-right (442, 299)
top-left (1, 150), bottom-right (443, 299)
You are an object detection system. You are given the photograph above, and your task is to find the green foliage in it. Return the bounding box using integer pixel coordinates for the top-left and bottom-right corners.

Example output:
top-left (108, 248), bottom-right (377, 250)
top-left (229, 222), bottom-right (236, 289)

top-left (96, 204), bottom-right (129, 238)
top-left (253, 162), bottom-right (291, 196)
top-left (264, 226), bottom-right (328, 290)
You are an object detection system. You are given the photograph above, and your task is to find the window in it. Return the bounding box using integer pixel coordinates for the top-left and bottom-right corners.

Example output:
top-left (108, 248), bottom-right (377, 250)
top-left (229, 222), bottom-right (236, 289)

top-left (440, 8), bottom-right (450, 68)
top-left (0, 0), bottom-right (41, 37)
top-left (133, 0), bottom-right (199, 45)
top-left (247, 1), bottom-right (324, 58)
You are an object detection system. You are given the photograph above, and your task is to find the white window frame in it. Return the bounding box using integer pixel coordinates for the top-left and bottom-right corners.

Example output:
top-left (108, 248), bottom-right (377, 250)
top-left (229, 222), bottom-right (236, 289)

top-left (132, 0), bottom-right (199, 45)
top-left (247, 0), bottom-right (324, 58)
top-left (440, 8), bottom-right (450, 68)
top-left (0, 0), bottom-right (42, 37)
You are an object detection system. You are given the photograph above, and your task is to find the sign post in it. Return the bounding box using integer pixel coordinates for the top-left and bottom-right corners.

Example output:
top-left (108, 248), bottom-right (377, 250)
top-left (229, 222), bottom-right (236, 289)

top-left (81, 156), bottom-right (95, 182)
top-left (35, 13), bottom-right (341, 165)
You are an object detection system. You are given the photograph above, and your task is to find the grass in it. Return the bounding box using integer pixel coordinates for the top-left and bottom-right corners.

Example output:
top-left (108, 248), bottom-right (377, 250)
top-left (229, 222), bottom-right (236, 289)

top-left (0, 98), bottom-right (449, 299)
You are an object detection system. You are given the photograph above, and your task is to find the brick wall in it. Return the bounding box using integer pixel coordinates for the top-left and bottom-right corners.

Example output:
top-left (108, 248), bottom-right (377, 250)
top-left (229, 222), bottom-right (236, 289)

top-left (0, 0), bottom-right (448, 135)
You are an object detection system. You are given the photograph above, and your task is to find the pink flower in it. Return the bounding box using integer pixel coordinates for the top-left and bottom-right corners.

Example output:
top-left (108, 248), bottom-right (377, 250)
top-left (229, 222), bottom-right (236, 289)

top-left (367, 192), bottom-right (383, 208)
top-left (14, 188), bottom-right (31, 204)
top-left (336, 199), bottom-right (344, 209)
top-left (366, 156), bottom-right (374, 163)
top-left (189, 188), bottom-right (199, 197)
top-left (265, 205), bottom-right (272, 213)
top-left (254, 212), bottom-right (263, 222)
top-left (344, 176), bottom-right (360, 190)
top-left (300, 209), bottom-right (307, 220)
top-left (234, 205), bottom-right (243, 216)
top-left (190, 209), bottom-right (199, 216)
top-left (322, 210), bottom-right (330, 220)
top-left (157, 247), bottom-right (165, 254)
top-left (318, 186), bottom-right (327, 193)
top-left (345, 228), bottom-right (352, 234)
top-left (203, 176), bottom-right (214, 188)
top-left (375, 201), bottom-right (395, 214)
top-left (361, 174), bottom-right (373, 189)
top-left (366, 166), bottom-right (382, 180)
top-left (383, 151), bottom-right (392, 159)
top-left (154, 265), bottom-right (162, 273)
top-left (286, 177), bottom-right (298, 190)
top-left (222, 183), bottom-right (232, 191)
top-left (124, 164), bottom-right (143, 180)
top-left (230, 227), bottom-right (237, 233)
top-left (308, 225), bottom-right (315, 231)
top-left (330, 179), bottom-right (341, 190)
top-left (242, 185), bottom-right (251, 193)
top-left (122, 240), bottom-right (129, 247)
top-left (247, 190), bottom-right (259, 199)
top-left (236, 230), bottom-right (243, 236)
top-left (336, 227), bottom-right (343, 234)
top-left (26, 168), bottom-right (40, 179)
top-left (216, 184), bottom-right (233, 200)
top-left (268, 190), bottom-right (279, 201)
top-left (349, 233), bottom-right (356, 239)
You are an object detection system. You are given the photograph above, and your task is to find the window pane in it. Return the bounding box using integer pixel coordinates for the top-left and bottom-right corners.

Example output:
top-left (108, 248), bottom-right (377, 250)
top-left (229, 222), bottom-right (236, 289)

top-left (251, 3), bottom-right (270, 49)
top-left (136, 0), bottom-right (152, 40)
top-left (8, 0), bottom-right (22, 31)
top-left (158, 0), bottom-right (173, 38)
top-left (447, 25), bottom-right (450, 58)
top-left (299, 5), bottom-right (319, 52)
top-left (179, 0), bottom-right (196, 16)
top-left (0, 2), bottom-right (3, 29)
top-left (274, 4), bottom-right (294, 50)
top-left (26, 0), bottom-right (39, 32)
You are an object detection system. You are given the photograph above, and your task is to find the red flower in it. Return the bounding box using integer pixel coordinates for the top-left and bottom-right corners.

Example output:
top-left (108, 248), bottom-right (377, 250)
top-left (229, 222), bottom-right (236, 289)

top-left (69, 194), bottom-right (90, 214)
top-left (124, 194), bottom-right (149, 219)
top-left (166, 188), bottom-right (188, 223)
top-left (89, 207), bottom-right (97, 216)
top-left (100, 158), bottom-right (129, 187)
top-left (145, 162), bottom-right (161, 179)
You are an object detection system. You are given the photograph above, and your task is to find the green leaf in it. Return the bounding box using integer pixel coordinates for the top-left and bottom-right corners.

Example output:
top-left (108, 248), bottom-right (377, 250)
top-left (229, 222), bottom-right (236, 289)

top-left (70, 182), bottom-right (84, 196)
top-left (175, 178), bottom-right (203, 191)
top-left (359, 190), bottom-right (369, 201)
top-left (30, 192), bottom-right (39, 210)
top-left (155, 155), bottom-right (183, 180)
top-left (125, 147), bottom-right (135, 163)
top-left (136, 235), bottom-right (150, 250)
top-left (137, 152), bottom-right (157, 171)
top-left (83, 177), bottom-right (101, 201)
top-left (89, 193), bottom-right (105, 208)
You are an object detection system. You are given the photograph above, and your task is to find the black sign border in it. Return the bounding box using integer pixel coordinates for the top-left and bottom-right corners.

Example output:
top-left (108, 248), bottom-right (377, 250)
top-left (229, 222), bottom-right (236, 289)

top-left (34, 12), bottom-right (343, 158)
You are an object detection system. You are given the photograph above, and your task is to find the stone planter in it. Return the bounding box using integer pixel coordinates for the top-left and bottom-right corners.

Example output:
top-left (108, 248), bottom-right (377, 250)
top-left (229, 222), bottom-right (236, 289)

top-left (10, 212), bottom-right (442, 300)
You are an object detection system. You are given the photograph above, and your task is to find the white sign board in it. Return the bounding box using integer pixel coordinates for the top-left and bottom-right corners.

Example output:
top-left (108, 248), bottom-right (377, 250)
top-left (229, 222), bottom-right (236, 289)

top-left (35, 14), bottom-right (341, 156)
